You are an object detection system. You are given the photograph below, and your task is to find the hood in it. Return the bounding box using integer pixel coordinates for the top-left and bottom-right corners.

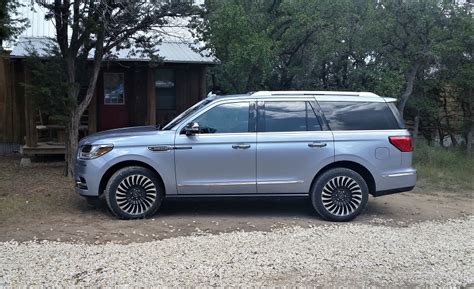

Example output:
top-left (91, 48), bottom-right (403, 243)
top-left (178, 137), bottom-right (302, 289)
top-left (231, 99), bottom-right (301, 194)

top-left (80, 126), bottom-right (175, 146)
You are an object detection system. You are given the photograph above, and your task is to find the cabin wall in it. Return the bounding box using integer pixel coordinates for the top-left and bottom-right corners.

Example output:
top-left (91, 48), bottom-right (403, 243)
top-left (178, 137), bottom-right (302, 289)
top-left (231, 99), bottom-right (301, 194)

top-left (0, 55), bottom-right (26, 144)
top-left (1, 59), bottom-right (209, 149)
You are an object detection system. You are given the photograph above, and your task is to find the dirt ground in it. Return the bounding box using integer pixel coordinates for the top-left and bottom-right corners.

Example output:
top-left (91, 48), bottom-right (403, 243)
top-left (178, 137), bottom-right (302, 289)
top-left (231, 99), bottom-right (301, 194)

top-left (0, 156), bottom-right (472, 244)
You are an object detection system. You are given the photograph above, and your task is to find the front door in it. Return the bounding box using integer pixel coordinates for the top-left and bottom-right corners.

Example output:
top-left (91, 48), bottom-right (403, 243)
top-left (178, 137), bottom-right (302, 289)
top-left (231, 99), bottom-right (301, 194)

top-left (256, 99), bottom-right (335, 194)
top-left (99, 72), bottom-right (129, 130)
top-left (174, 100), bottom-right (257, 195)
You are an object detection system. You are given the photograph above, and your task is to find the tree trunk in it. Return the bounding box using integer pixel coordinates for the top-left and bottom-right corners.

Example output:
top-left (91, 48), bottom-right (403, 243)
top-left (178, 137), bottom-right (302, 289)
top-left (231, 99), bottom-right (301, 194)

top-left (413, 113), bottom-right (420, 147)
top-left (467, 121), bottom-right (473, 157)
top-left (65, 109), bottom-right (80, 177)
top-left (64, 29), bottom-right (104, 178)
top-left (397, 63), bottom-right (420, 119)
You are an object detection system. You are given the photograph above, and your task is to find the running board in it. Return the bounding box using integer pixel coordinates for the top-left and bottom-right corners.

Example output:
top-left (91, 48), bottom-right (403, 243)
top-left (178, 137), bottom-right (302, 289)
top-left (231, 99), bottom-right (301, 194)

top-left (166, 193), bottom-right (309, 198)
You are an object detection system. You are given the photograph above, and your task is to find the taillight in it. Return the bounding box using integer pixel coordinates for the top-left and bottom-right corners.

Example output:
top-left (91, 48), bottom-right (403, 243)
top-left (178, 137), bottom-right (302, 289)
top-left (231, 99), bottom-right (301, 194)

top-left (389, 136), bottom-right (413, 152)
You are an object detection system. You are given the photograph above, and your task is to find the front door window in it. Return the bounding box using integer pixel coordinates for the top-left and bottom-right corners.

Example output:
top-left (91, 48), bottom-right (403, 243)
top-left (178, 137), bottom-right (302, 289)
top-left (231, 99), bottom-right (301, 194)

top-left (193, 102), bottom-right (250, 134)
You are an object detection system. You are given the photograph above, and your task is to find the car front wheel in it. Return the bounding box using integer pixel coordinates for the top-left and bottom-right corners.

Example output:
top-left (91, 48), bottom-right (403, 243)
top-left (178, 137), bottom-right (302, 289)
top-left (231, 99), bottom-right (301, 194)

top-left (311, 168), bottom-right (369, 222)
top-left (105, 166), bottom-right (164, 219)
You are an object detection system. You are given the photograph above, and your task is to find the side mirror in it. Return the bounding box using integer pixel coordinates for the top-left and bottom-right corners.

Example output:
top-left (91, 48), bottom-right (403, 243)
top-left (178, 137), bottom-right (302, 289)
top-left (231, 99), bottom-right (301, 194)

top-left (184, 122), bottom-right (200, 136)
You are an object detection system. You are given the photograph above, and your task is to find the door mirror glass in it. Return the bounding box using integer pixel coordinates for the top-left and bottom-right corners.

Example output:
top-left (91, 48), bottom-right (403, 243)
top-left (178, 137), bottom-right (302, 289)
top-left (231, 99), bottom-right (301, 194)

top-left (184, 122), bottom-right (200, 136)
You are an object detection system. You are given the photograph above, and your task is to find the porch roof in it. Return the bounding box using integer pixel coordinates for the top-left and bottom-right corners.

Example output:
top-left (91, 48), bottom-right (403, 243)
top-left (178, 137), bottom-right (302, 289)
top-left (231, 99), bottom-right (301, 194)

top-left (10, 37), bottom-right (218, 65)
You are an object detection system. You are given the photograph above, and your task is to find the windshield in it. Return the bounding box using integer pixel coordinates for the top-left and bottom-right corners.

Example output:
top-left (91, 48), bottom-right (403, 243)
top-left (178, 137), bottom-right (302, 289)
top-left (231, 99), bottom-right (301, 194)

top-left (162, 98), bottom-right (214, 130)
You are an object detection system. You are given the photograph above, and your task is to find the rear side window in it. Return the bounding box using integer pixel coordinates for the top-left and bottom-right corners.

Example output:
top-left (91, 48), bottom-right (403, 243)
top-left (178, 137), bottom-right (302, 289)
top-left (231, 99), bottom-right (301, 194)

top-left (263, 101), bottom-right (322, 132)
top-left (318, 101), bottom-right (400, 130)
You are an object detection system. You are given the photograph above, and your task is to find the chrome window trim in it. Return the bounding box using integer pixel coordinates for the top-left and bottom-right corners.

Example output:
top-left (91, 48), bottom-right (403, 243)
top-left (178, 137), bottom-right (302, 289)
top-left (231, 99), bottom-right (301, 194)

top-left (176, 132), bottom-right (257, 138)
top-left (175, 98), bottom-right (257, 136)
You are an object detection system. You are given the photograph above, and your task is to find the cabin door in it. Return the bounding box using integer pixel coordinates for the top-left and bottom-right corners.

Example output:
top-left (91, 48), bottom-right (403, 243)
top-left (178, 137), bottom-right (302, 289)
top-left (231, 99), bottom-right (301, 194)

top-left (98, 72), bottom-right (129, 130)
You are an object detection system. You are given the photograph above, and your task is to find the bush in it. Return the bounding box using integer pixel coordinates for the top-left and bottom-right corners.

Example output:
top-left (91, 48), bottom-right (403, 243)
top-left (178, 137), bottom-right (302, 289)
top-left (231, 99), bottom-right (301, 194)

top-left (413, 142), bottom-right (473, 192)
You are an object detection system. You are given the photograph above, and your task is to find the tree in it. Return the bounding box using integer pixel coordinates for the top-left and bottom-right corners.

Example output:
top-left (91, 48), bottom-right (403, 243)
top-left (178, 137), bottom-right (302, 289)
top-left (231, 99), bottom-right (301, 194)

top-left (35, 0), bottom-right (198, 177)
top-left (374, 0), bottom-right (456, 118)
top-left (0, 0), bottom-right (28, 49)
top-left (195, 0), bottom-right (277, 93)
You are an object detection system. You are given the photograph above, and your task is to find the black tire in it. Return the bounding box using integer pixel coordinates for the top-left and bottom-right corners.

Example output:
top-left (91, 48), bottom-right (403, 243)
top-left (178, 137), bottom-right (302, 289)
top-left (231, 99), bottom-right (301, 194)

top-left (311, 168), bottom-right (369, 222)
top-left (105, 166), bottom-right (164, 219)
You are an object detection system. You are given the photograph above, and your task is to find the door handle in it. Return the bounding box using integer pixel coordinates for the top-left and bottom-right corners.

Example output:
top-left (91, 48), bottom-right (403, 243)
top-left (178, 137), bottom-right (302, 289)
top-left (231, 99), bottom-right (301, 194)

top-left (232, 144), bottom-right (251, 149)
top-left (308, 142), bottom-right (327, 148)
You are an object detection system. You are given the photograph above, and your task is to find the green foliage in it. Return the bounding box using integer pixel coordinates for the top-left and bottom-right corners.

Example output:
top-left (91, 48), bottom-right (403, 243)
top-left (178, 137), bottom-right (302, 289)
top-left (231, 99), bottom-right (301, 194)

top-left (199, 0), bottom-right (471, 92)
top-left (196, 1), bottom-right (277, 92)
top-left (414, 142), bottom-right (473, 192)
top-left (24, 52), bottom-right (74, 125)
top-left (0, 0), bottom-right (28, 48)
top-left (198, 0), bottom-right (473, 147)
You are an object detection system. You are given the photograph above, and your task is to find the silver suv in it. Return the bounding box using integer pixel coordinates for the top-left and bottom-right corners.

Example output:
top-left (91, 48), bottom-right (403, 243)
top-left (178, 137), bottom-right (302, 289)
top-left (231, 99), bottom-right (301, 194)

top-left (75, 91), bottom-right (416, 221)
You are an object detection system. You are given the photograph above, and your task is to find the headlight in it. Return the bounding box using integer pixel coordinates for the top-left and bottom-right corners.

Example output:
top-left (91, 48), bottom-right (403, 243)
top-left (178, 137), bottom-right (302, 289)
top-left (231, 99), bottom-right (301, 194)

top-left (79, 144), bottom-right (113, 160)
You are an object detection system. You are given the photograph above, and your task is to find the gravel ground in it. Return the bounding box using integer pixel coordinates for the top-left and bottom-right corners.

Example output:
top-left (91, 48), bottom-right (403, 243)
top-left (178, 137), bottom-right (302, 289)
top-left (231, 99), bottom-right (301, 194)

top-left (1, 217), bottom-right (473, 287)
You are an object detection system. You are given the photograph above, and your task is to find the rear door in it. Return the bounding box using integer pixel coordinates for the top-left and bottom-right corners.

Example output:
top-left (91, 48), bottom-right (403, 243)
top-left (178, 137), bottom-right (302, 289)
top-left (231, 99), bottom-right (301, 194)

top-left (256, 98), bottom-right (334, 194)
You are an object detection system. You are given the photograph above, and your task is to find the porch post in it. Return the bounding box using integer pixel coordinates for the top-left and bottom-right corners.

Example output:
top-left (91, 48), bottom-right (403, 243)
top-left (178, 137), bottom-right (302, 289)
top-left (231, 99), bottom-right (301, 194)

top-left (200, 65), bottom-right (208, 99)
top-left (0, 51), bottom-right (9, 142)
top-left (88, 93), bottom-right (97, 133)
top-left (147, 66), bottom-right (156, 125)
top-left (23, 66), bottom-right (37, 147)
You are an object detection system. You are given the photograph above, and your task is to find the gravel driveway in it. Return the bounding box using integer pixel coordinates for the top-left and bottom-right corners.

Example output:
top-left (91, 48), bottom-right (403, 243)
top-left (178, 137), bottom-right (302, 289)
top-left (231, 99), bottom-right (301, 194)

top-left (1, 217), bottom-right (472, 287)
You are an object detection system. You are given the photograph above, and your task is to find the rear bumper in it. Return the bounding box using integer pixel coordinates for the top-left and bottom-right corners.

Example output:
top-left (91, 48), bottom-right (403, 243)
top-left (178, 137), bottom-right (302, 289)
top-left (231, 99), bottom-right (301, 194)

top-left (374, 169), bottom-right (417, 197)
top-left (373, 185), bottom-right (415, 197)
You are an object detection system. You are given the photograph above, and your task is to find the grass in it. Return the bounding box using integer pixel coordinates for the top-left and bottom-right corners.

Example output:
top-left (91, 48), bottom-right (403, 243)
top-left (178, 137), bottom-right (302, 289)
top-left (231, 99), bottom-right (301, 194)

top-left (413, 142), bottom-right (474, 192)
top-left (0, 156), bottom-right (78, 222)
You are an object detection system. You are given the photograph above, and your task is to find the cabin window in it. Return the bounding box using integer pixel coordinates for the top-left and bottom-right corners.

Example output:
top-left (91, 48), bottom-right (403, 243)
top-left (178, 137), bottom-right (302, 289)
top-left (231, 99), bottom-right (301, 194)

top-left (155, 69), bottom-right (176, 110)
top-left (103, 73), bottom-right (125, 105)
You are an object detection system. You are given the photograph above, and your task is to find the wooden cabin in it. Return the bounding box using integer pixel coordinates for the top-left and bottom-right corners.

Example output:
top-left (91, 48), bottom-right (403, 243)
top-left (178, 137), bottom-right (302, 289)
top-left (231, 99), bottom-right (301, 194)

top-left (0, 37), bottom-right (218, 155)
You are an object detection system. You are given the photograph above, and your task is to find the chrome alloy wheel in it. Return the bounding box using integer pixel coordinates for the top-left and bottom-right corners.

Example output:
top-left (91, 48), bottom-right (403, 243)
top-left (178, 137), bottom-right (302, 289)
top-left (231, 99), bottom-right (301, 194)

top-left (116, 174), bottom-right (157, 215)
top-left (321, 176), bottom-right (363, 216)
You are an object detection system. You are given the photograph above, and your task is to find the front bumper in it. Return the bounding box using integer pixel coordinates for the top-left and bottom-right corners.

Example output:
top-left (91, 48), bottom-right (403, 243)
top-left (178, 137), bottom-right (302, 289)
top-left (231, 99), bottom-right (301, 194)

top-left (74, 159), bottom-right (103, 197)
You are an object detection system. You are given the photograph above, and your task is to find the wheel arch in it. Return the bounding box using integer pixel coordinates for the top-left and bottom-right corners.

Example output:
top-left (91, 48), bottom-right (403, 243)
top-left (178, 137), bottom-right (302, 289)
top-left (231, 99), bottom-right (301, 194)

top-left (98, 160), bottom-right (165, 197)
top-left (310, 161), bottom-right (376, 195)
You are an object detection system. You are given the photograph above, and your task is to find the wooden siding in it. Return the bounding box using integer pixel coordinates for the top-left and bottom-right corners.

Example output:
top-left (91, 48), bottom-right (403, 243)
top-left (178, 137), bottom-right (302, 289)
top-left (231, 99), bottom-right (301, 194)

top-left (155, 64), bottom-right (207, 126)
top-left (0, 55), bottom-right (25, 144)
top-left (0, 59), bottom-right (209, 147)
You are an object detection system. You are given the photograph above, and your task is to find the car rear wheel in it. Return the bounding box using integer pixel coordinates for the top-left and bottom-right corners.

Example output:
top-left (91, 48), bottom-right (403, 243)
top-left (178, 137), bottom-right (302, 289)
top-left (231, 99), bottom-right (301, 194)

top-left (105, 166), bottom-right (164, 219)
top-left (311, 168), bottom-right (368, 222)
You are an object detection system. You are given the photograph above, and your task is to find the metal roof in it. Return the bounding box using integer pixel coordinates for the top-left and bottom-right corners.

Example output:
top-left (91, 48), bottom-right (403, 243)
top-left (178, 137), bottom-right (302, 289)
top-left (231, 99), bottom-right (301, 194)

top-left (10, 37), bottom-right (219, 65)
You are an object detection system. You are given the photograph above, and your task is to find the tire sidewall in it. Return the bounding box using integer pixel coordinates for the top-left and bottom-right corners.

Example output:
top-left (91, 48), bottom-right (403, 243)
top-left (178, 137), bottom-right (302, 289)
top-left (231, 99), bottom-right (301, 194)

top-left (105, 166), bottom-right (164, 219)
top-left (311, 168), bottom-right (369, 222)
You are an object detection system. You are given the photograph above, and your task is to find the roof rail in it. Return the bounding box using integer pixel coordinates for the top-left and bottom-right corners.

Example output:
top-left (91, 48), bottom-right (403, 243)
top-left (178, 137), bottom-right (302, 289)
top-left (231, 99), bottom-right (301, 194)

top-left (251, 91), bottom-right (379, 97)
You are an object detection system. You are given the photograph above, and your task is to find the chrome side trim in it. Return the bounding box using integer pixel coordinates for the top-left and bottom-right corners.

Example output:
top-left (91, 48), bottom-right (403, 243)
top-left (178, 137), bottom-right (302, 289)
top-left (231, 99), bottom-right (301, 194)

top-left (148, 145), bottom-right (192, 152)
top-left (174, 146), bottom-right (193, 150)
top-left (147, 146), bottom-right (173, 152)
top-left (257, 180), bottom-right (304, 185)
top-left (178, 181), bottom-right (256, 187)
top-left (383, 172), bottom-right (416, 178)
top-left (177, 180), bottom-right (304, 187)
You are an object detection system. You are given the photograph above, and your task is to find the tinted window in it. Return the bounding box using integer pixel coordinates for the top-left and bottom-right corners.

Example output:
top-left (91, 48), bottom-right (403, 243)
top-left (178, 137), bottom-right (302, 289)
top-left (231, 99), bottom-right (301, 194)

top-left (155, 69), bottom-right (176, 110)
top-left (193, 102), bottom-right (249, 134)
top-left (263, 101), bottom-right (322, 132)
top-left (318, 101), bottom-right (400, 130)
